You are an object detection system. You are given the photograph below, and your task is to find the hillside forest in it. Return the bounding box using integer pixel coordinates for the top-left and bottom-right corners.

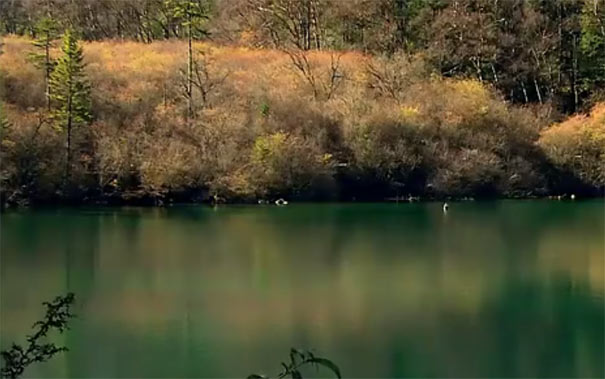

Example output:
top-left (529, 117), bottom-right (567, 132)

top-left (0, 0), bottom-right (603, 205)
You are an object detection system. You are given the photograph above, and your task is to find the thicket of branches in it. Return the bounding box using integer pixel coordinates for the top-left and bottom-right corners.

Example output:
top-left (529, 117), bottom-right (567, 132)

top-left (0, 0), bottom-right (603, 205)
top-left (2, 0), bottom-right (604, 113)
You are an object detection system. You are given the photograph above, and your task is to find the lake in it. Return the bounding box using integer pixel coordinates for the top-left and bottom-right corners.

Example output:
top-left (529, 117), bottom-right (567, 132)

top-left (1, 201), bottom-right (604, 378)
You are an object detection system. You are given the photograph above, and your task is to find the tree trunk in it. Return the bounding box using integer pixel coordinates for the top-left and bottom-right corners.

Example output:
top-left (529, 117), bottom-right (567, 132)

top-left (164, 81), bottom-right (168, 108)
top-left (557, 0), bottom-right (563, 87)
top-left (474, 57), bottom-right (483, 82)
top-left (187, 14), bottom-right (193, 123)
top-left (304, 2), bottom-right (311, 50)
top-left (572, 33), bottom-right (579, 112)
top-left (45, 36), bottom-right (51, 112)
top-left (534, 77), bottom-right (543, 104)
top-left (491, 63), bottom-right (499, 84)
top-left (310, 0), bottom-right (321, 50)
top-left (521, 81), bottom-right (529, 103)
top-left (66, 94), bottom-right (72, 185)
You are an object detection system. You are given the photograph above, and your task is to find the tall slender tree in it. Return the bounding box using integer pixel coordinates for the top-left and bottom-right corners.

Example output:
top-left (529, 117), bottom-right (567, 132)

top-left (49, 28), bottom-right (91, 184)
top-left (167, 0), bottom-right (209, 122)
top-left (29, 16), bottom-right (59, 111)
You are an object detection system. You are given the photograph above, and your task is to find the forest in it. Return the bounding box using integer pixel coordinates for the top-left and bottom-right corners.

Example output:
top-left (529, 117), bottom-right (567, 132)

top-left (0, 0), bottom-right (604, 205)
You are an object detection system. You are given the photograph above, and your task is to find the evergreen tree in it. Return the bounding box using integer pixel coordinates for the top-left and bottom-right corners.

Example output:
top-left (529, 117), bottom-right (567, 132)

top-left (29, 16), bottom-right (59, 111)
top-left (49, 29), bottom-right (91, 184)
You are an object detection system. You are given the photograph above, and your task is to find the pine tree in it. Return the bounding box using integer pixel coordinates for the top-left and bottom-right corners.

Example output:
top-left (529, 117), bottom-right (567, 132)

top-left (29, 16), bottom-right (59, 111)
top-left (167, 0), bottom-right (209, 122)
top-left (49, 29), bottom-right (91, 184)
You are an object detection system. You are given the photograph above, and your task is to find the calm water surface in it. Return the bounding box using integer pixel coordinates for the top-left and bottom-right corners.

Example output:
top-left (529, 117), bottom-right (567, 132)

top-left (1, 201), bottom-right (604, 378)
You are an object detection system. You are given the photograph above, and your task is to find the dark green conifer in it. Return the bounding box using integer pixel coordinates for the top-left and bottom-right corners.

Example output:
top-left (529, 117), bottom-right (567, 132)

top-left (49, 29), bottom-right (91, 183)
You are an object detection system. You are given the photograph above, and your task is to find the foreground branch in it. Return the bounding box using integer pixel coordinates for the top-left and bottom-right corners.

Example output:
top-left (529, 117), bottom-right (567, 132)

top-left (1, 293), bottom-right (76, 379)
top-left (248, 348), bottom-right (341, 379)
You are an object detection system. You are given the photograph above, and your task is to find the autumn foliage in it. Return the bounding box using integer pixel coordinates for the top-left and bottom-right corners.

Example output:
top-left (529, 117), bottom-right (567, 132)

top-left (0, 36), bottom-right (602, 204)
top-left (538, 103), bottom-right (605, 190)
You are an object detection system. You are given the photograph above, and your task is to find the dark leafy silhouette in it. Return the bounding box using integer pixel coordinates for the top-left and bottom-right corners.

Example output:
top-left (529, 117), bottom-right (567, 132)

top-left (1, 294), bottom-right (340, 379)
top-left (0, 293), bottom-right (75, 379)
top-left (248, 348), bottom-right (341, 379)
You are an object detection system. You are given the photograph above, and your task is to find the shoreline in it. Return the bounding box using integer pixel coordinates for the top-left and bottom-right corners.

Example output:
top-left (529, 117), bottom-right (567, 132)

top-left (2, 191), bottom-right (602, 210)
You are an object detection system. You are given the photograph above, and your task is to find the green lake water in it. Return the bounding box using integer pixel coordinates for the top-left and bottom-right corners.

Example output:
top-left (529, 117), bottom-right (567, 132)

top-left (1, 201), bottom-right (604, 378)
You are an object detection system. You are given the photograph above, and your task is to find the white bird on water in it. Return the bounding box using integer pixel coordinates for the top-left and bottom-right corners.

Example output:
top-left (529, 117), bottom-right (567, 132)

top-left (443, 202), bottom-right (449, 212)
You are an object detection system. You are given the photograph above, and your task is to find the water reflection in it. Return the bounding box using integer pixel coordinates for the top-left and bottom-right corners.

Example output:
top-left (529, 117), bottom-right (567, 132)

top-left (1, 201), bottom-right (603, 377)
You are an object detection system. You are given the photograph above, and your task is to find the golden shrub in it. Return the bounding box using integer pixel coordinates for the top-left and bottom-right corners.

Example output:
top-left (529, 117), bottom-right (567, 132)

top-left (250, 132), bottom-right (334, 196)
top-left (538, 103), bottom-right (605, 188)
